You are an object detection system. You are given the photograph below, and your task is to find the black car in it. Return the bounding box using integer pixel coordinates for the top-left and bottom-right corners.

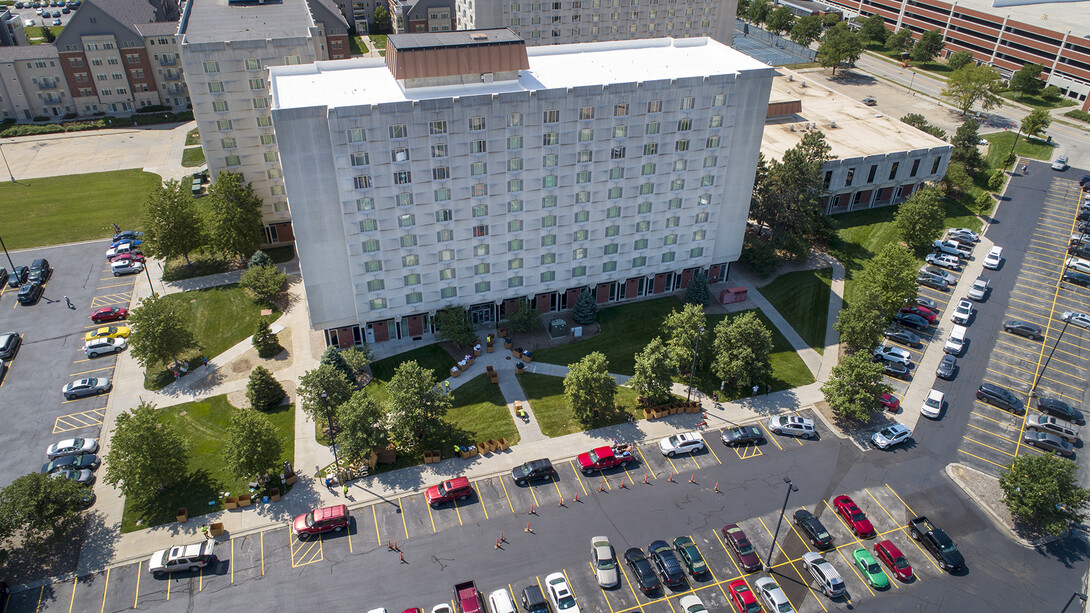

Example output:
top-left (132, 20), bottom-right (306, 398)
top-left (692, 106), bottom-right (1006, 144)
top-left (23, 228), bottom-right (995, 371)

top-left (1063, 270), bottom-right (1090, 286)
top-left (7, 266), bottom-right (27, 288)
top-left (1081, 174), bottom-right (1090, 186)
top-left (0, 333), bottom-right (20, 360)
top-left (1037, 397), bottom-right (1086, 426)
top-left (916, 273), bottom-right (948, 291)
top-left (915, 296), bottom-right (938, 310)
top-left (41, 454), bottom-right (100, 474)
top-left (936, 354), bottom-right (957, 380)
top-left (720, 425), bottom-right (764, 447)
top-left (16, 282), bottom-right (41, 305)
top-left (893, 312), bottom-right (929, 331)
top-left (511, 458), bottom-right (556, 486)
top-left (1004, 319), bottom-right (1042, 340)
top-left (520, 585), bottom-right (549, 613)
top-left (27, 258), bottom-right (50, 285)
top-left (112, 230), bottom-right (142, 243)
top-left (648, 540), bottom-right (685, 587)
top-left (624, 547), bottom-right (661, 594)
top-left (976, 382), bottom-right (1025, 415)
top-left (882, 361), bottom-right (910, 380)
top-left (1079, 210), bottom-right (1090, 222)
top-left (883, 326), bottom-right (921, 348)
top-left (793, 509), bottom-right (833, 549)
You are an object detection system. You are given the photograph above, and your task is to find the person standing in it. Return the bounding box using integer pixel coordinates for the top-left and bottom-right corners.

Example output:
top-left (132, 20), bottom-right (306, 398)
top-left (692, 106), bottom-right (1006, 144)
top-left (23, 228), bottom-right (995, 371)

top-left (752, 384), bottom-right (759, 396)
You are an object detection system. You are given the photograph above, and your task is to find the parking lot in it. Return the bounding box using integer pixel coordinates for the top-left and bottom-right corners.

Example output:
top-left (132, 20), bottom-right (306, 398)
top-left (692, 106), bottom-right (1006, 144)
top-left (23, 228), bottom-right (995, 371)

top-left (7, 1), bottom-right (77, 30)
top-left (0, 239), bottom-right (133, 489)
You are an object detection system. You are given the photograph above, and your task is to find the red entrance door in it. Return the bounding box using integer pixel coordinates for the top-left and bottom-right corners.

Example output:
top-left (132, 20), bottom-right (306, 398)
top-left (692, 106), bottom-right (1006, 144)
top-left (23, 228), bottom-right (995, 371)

top-left (406, 315), bottom-right (423, 337)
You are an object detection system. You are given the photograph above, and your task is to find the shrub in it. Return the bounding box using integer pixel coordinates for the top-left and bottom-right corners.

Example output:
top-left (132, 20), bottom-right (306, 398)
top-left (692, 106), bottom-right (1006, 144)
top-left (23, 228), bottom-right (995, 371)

top-left (572, 289), bottom-right (598, 325)
top-left (740, 234), bottom-right (778, 278)
top-left (1066, 110), bottom-right (1090, 124)
top-left (249, 250), bottom-right (273, 268)
top-left (252, 317), bottom-right (283, 358)
top-left (135, 105), bottom-right (170, 113)
top-left (247, 366), bottom-right (286, 411)
top-left (988, 169), bottom-right (1005, 191)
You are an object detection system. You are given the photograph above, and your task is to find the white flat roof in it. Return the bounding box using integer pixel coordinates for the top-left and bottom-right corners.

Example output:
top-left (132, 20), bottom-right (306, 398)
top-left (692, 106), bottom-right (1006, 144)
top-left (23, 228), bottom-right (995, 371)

top-left (270, 37), bottom-right (771, 110)
top-left (954, 0), bottom-right (1090, 39)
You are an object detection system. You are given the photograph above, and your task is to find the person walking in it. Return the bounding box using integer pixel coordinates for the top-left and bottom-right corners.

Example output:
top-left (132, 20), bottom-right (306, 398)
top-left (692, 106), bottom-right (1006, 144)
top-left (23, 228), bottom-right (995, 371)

top-left (64, 296), bottom-right (72, 309)
top-left (752, 384), bottom-right (759, 397)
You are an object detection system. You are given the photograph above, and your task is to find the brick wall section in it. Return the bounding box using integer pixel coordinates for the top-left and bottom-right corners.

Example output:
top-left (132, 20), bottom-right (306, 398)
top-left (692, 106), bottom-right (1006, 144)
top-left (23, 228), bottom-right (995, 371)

top-left (125, 48), bottom-right (157, 95)
top-left (58, 50), bottom-right (97, 98)
top-left (327, 34), bottom-right (350, 59)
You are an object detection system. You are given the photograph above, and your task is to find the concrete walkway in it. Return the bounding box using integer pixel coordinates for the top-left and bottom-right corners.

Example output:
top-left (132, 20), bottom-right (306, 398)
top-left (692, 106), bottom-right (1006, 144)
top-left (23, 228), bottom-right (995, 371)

top-left (730, 267), bottom-right (824, 378)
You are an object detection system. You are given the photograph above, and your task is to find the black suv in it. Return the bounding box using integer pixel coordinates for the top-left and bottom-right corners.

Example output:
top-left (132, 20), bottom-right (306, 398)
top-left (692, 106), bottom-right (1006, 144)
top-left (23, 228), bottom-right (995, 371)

top-left (1037, 397), bottom-right (1086, 426)
top-left (16, 282), bottom-right (41, 305)
top-left (976, 383), bottom-right (1024, 415)
top-left (511, 458), bottom-right (556, 486)
top-left (520, 585), bottom-right (549, 613)
top-left (7, 266), bottom-right (27, 288)
top-left (648, 540), bottom-right (685, 587)
top-left (624, 548), bottom-right (661, 594)
top-left (27, 258), bottom-right (51, 285)
top-left (793, 509), bottom-right (833, 549)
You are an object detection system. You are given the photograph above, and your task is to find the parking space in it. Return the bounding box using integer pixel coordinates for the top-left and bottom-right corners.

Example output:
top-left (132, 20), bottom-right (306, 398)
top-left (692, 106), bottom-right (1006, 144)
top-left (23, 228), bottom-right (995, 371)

top-left (7, 0), bottom-right (80, 31)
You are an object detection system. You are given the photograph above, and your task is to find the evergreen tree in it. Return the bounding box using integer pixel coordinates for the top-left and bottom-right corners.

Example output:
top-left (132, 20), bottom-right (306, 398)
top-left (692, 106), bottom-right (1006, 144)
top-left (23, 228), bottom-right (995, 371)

top-left (247, 366), bottom-right (286, 411)
top-left (249, 250), bottom-right (273, 268)
top-left (683, 271), bottom-right (710, 306)
top-left (252, 317), bottom-right (283, 358)
top-left (321, 345), bottom-right (356, 383)
top-left (572, 289), bottom-right (598, 325)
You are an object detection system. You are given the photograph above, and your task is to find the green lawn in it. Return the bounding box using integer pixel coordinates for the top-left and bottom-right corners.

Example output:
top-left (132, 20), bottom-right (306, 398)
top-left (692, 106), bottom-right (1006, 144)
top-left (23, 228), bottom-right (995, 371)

top-left (517, 373), bottom-right (648, 437)
top-left (758, 268), bottom-right (832, 354)
top-left (145, 284), bottom-right (282, 389)
top-left (361, 343), bottom-right (458, 406)
top-left (996, 90), bottom-right (1076, 110)
top-left (350, 36), bottom-right (369, 55)
top-left (120, 396), bottom-right (295, 532)
top-left (163, 245), bottom-right (294, 282)
top-left (983, 132), bottom-right (1053, 166)
top-left (0, 170), bottom-right (160, 249)
top-left (370, 34), bottom-right (387, 49)
top-left (181, 147), bottom-right (205, 167)
top-left (185, 128), bottom-right (200, 146)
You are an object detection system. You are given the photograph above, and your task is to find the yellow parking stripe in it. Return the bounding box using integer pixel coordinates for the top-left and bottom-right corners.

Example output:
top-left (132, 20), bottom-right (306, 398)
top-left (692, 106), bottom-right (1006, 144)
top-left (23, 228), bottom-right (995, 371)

top-left (52, 408), bottom-right (107, 433)
top-left (962, 436), bottom-right (1015, 457)
top-left (756, 517), bottom-right (805, 608)
top-left (426, 496), bottom-right (437, 533)
top-left (957, 448), bottom-right (1008, 468)
top-left (371, 505), bottom-right (381, 544)
top-left (499, 474), bottom-right (515, 514)
top-left (99, 568), bottom-right (110, 613)
top-left (864, 488), bottom-right (937, 573)
top-left (635, 447), bottom-right (656, 478)
top-left (471, 482), bottom-right (490, 520)
top-left (970, 411), bottom-right (1019, 427)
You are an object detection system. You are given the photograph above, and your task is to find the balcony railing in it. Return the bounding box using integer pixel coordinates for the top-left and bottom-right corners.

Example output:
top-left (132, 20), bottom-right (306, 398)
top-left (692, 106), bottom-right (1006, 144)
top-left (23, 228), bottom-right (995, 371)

top-left (160, 56), bottom-right (177, 66)
top-left (38, 80), bottom-right (57, 90)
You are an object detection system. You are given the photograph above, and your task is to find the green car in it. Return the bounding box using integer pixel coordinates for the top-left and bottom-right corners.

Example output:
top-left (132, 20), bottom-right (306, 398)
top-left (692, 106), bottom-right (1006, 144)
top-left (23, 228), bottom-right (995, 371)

top-left (672, 536), bottom-right (707, 576)
top-left (853, 547), bottom-right (890, 589)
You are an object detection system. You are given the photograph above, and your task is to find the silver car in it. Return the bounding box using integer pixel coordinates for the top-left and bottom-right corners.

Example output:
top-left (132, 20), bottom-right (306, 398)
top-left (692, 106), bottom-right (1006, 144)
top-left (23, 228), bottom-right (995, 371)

top-left (62, 377), bottom-right (111, 400)
top-left (1062, 311), bottom-right (1090, 329)
top-left (84, 337), bottom-right (125, 358)
top-left (45, 437), bottom-right (99, 459)
top-left (590, 536), bottom-right (619, 588)
top-left (801, 552), bottom-right (845, 598)
top-left (755, 576), bottom-right (795, 613)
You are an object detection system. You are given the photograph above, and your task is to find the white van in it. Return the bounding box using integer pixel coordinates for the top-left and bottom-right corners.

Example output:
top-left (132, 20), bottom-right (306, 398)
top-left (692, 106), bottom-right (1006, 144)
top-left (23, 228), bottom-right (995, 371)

top-left (945, 325), bottom-right (967, 355)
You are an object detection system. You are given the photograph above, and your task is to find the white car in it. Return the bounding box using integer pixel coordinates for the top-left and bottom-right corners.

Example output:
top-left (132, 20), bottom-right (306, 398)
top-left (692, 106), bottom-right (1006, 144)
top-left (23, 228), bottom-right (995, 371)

top-left (947, 227), bottom-right (980, 243)
top-left (920, 265), bottom-right (957, 285)
top-left (148, 541), bottom-right (215, 578)
top-left (1062, 311), bottom-right (1090, 329)
top-left (545, 572), bottom-right (579, 613)
top-left (431, 606), bottom-right (452, 613)
top-left (951, 299), bottom-right (973, 325)
top-left (1053, 155), bottom-right (1069, 171)
top-left (84, 336), bottom-right (125, 358)
top-left (871, 423), bottom-right (911, 449)
top-left (678, 595), bottom-right (708, 613)
top-left (933, 239), bottom-right (970, 258)
top-left (801, 552), bottom-right (845, 598)
top-left (755, 576), bottom-right (795, 613)
top-left (983, 246), bottom-right (1003, 269)
top-left (105, 242), bottom-right (138, 259)
top-left (1066, 257), bottom-right (1090, 275)
top-left (767, 415), bottom-right (816, 439)
top-left (46, 437), bottom-right (99, 459)
top-left (489, 588), bottom-right (517, 613)
top-left (590, 536), bottom-right (619, 588)
top-left (658, 432), bottom-right (705, 457)
top-left (968, 277), bottom-right (990, 301)
top-left (873, 345), bottom-right (910, 365)
top-left (925, 253), bottom-right (961, 270)
top-left (921, 389), bottom-right (944, 419)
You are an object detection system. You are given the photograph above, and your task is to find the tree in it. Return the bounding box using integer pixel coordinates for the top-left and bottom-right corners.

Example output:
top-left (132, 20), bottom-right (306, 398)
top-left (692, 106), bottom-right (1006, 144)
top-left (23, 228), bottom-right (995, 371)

top-left (789, 15), bottom-right (823, 47)
top-left (950, 119), bottom-right (983, 171)
top-left (943, 161), bottom-right (973, 198)
top-left (321, 345), bottom-right (356, 383)
top-left (335, 390), bottom-right (388, 462)
top-left (736, 0), bottom-right (750, 17)
top-left (1041, 85), bottom-right (1063, 100)
top-left (249, 250), bottom-right (273, 268)
top-left (383, 360), bottom-right (452, 446)
top-left (1021, 108), bottom-right (1051, 139)
top-left (340, 346), bottom-right (373, 377)
top-left (506, 298), bottom-right (542, 333)
top-left (900, 113), bottom-right (947, 140)
top-left (572, 289), bottom-right (598, 325)
top-left (127, 294), bottom-right (197, 369)
top-left (296, 363), bottom-right (353, 425)
top-left (247, 366), bottom-right (286, 411)
top-left (834, 290), bottom-right (887, 352)
top-left (1000, 454), bottom-right (1090, 536)
top-left (712, 312), bottom-right (773, 391)
top-left (142, 179), bottom-right (204, 266)
top-left (820, 350), bottom-right (889, 421)
top-left (251, 317), bottom-right (282, 358)
top-left (629, 338), bottom-right (675, 405)
top-left (910, 29), bottom-right (945, 63)
top-left (41, 26), bottom-right (56, 43)
top-left (747, 0), bottom-right (771, 24)
top-left (988, 169), bottom-right (1005, 191)
top-left (859, 14), bottom-right (888, 44)
top-left (683, 271), bottom-right (709, 306)
top-left (942, 63), bottom-right (1004, 115)
top-left (371, 4), bottom-right (391, 33)
top-left (749, 132), bottom-right (832, 257)
top-left (564, 352), bottom-right (617, 425)
top-left (434, 305), bottom-right (477, 347)
top-left (239, 263), bottom-right (286, 302)
top-left (886, 27), bottom-right (914, 55)
top-left (894, 185), bottom-right (946, 253)
top-left (104, 402), bottom-right (190, 502)
top-left (223, 409), bottom-right (282, 480)
top-left (1009, 63), bottom-right (1044, 99)
top-left (661, 303), bottom-right (707, 373)
top-left (0, 472), bottom-right (87, 551)
top-left (856, 243), bottom-right (920, 316)
top-left (765, 5), bottom-right (794, 34)
top-left (947, 50), bottom-right (973, 70)
top-left (817, 24), bottom-right (863, 75)
top-left (204, 171), bottom-right (264, 263)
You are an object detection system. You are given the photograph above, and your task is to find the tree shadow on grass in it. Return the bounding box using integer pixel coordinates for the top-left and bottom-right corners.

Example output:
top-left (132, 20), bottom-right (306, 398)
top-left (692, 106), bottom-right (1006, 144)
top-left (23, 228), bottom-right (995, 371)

top-left (126, 469), bottom-right (222, 531)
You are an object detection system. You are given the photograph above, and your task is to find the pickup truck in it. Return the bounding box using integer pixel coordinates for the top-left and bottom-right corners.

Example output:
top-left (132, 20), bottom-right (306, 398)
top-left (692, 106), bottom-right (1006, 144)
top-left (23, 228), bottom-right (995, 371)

top-left (454, 581), bottom-right (483, 613)
top-left (908, 516), bottom-right (964, 572)
top-left (577, 444), bottom-right (635, 475)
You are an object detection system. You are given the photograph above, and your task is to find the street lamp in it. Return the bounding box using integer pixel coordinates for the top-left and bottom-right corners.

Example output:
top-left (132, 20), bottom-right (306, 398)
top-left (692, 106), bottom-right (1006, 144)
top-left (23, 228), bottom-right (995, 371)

top-left (321, 391), bottom-right (342, 483)
top-left (0, 231), bottom-right (15, 273)
top-left (1061, 592), bottom-right (1087, 613)
top-left (1033, 318), bottom-right (1071, 392)
top-left (766, 477), bottom-right (799, 567)
top-left (686, 326), bottom-right (705, 402)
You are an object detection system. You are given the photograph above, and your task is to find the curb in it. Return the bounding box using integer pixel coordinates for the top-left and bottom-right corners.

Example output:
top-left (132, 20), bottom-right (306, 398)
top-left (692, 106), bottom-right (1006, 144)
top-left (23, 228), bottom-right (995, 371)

top-left (944, 463), bottom-right (1064, 549)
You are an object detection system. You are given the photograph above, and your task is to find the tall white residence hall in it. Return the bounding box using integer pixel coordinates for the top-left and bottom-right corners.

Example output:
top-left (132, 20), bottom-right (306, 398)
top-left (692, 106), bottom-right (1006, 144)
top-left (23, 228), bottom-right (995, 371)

top-left (269, 31), bottom-right (772, 347)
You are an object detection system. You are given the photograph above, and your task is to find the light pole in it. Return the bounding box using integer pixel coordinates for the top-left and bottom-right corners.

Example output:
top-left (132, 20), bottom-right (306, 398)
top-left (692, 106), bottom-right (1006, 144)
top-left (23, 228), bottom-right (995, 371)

top-left (0, 232), bottom-right (15, 272)
top-left (1033, 318), bottom-right (1071, 392)
top-left (907, 69), bottom-right (916, 93)
top-left (321, 391), bottom-right (342, 482)
top-left (686, 326), bottom-right (705, 402)
top-left (1061, 592), bottom-right (1087, 613)
top-left (766, 476), bottom-right (798, 568)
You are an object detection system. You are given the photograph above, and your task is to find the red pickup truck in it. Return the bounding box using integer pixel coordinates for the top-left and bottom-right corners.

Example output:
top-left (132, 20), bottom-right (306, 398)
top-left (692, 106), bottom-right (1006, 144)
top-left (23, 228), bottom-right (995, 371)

top-left (577, 444), bottom-right (634, 475)
top-left (454, 581), bottom-right (483, 613)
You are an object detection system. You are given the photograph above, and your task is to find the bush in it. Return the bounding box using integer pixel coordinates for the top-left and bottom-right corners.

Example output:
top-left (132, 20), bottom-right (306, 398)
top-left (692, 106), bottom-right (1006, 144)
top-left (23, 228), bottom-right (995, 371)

top-left (32, 116), bottom-right (50, 122)
top-left (942, 161), bottom-right (972, 198)
top-left (247, 366), bottom-right (286, 411)
top-left (252, 317), bottom-right (283, 358)
top-left (135, 105), bottom-right (170, 113)
top-left (974, 192), bottom-right (994, 214)
top-left (1066, 110), bottom-right (1090, 124)
top-left (988, 169), bottom-right (1006, 191)
top-left (740, 234), bottom-right (778, 278)
top-left (249, 250), bottom-right (273, 268)
top-left (572, 289), bottom-right (598, 325)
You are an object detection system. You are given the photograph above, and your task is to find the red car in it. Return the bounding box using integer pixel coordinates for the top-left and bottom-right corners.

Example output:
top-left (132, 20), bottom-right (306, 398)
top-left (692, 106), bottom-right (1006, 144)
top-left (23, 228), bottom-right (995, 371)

top-left (90, 306), bottom-right (128, 323)
top-left (425, 476), bottom-right (473, 507)
top-left (109, 251), bottom-right (145, 264)
top-left (292, 504), bottom-right (349, 539)
top-left (727, 579), bottom-right (762, 613)
top-left (722, 523), bottom-right (762, 572)
top-left (834, 495), bottom-right (875, 538)
top-left (900, 305), bottom-right (938, 323)
top-left (874, 540), bottom-right (913, 581)
top-left (879, 393), bottom-right (900, 412)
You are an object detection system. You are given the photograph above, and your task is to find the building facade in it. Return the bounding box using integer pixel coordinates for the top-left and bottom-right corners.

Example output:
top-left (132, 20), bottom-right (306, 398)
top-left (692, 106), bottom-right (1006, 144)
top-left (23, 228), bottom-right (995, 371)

top-left (0, 8), bottom-right (29, 47)
top-left (269, 32), bottom-right (773, 346)
top-left (179, 0), bottom-right (349, 243)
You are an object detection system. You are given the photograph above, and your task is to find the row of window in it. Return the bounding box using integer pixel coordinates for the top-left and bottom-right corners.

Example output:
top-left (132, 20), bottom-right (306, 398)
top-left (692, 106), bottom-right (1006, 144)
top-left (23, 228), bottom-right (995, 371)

top-left (831, 157), bottom-right (940, 188)
top-left (512, 22), bottom-right (710, 36)
top-left (215, 115), bottom-right (274, 131)
top-left (211, 97), bottom-right (270, 112)
top-left (357, 152), bottom-right (717, 173)
top-left (361, 207), bottom-right (709, 232)
top-left (354, 192), bottom-right (706, 213)
top-left (202, 58), bottom-right (267, 73)
top-left (207, 77), bottom-right (265, 94)
top-left (509, 0), bottom-right (718, 9)
top-left (511, 7), bottom-right (710, 23)
top-left (352, 174), bottom-right (714, 198)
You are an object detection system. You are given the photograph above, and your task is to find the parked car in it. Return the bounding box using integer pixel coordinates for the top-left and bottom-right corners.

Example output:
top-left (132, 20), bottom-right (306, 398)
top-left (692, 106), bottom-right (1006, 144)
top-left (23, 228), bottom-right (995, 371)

top-left (648, 540), bottom-right (685, 587)
top-left (721, 524), bottom-right (762, 572)
top-left (51, 17), bottom-right (60, 24)
top-left (872, 424), bottom-right (911, 449)
top-left (926, 253), bottom-right (960, 269)
top-left (952, 300), bottom-right (973, 324)
top-left (883, 326), bottom-right (921, 347)
top-left (922, 389), bottom-right (945, 418)
top-left (767, 415), bottom-right (816, 439)
top-left (1063, 270), bottom-right (1090, 286)
top-left (852, 548), bottom-right (890, 589)
top-left (425, 476), bottom-right (473, 507)
top-left (915, 296), bottom-right (938, 310)
top-left (511, 459), bottom-right (556, 485)
top-left (720, 425), bottom-right (763, 447)
top-left (1068, 243), bottom-right (1090, 259)
top-left (968, 277), bottom-right (990, 301)
top-left (489, 589), bottom-right (517, 613)
top-left (976, 382), bottom-right (1025, 415)
top-left (624, 548), bottom-right (661, 594)
top-left (0, 333), bottom-right (21, 360)
top-left (932, 239), bottom-right (970, 258)
top-left (45, 437), bottom-right (99, 459)
top-left (915, 273), bottom-right (948, 291)
top-left (61, 377), bottom-right (111, 400)
top-left (1053, 155), bottom-right (1070, 170)
top-left (794, 509), bottom-right (833, 549)
top-left (873, 345), bottom-right (910, 365)
top-left (84, 337), bottom-right (126, 358)
top-left (6, 266), bottom-right (27, 287)
top-left (936, 355), bottom-right (956, 380)
top-left (908, 516), bottom-right (964, 572)
top-left (658, 432), bottom-right (704, 457)
top-left (113, 230), bottom-right (142, 243)
top-left (754, 577), bottom-right (794, 613)
top-left (41, 454), bottom-right (99, 474)
top-left (148, 541), bottom-right (216, 578)
top-left (881, 360), bottom-right (910, 380)
top-left (520, 585), bottom-right (549, 613)
top-left (983, 246), bottom-right (1003, 269)
top-left (947, 227), bottom-right (980, 242)
top-left (801, 552), bottom-right (845, 597)
top-left (677, 595), bottom-right (706, 613)
top-left (292, 504), bottom-right (349, 539)
top-left (544, 572), bottom-right (579, 613)
top-left (727, 579), bottom-right (761, 613)
top-left (52, 468), bottom-right (94, 484)
top-left (900, 305), bottom-right (938, 323)
top-left (590, 536), bottom-right (619, 587)
top-left (85, 325), bottom-right (130, 342)
top-left (105, 243), bottom-right (139, 259)
top-left (879, 392), bottom-right (900, 412)
top-left (1037, 397), bottom-right (1085, 426)
top-left (893, 312), bottom-right (929, 331)
top-left (861, 96), bottom-right (877, 105)
top-left (672, 536), bottom-right (707, 577)
top-left (834, 495), bottom-right (875, 538)
top-left (90, 306), bottom-right (128, 323)
top-left (920, 266), bottom-right (957, 285)
top-left (1025, 414), bottom-right (1079, 442)
top-left (16, 282), bottom-right (42, 305)
top-left (111, 260), bottom-right (144, 277)
top-left (26, 258), bottom-right (51, 284)
top-left (1004, 319), bottom-right (1042, 340)
top-left (1062, 311), bottom-right (1090, 329)
top-left (1022, 431), bottom-right (1074, 457)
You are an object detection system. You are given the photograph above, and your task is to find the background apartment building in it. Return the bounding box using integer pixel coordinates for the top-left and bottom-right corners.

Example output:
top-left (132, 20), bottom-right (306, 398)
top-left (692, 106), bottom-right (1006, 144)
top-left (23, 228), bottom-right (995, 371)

top-left (268, 32), bottom-right (773, 346)
top-left (179, 0), bottom-right (349, 243)
top-left (0, 8), bottom-right (29, 47)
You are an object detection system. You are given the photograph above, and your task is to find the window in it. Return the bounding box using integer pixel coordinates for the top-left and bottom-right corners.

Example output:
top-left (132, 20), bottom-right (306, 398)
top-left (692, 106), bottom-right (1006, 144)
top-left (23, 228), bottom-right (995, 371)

top-left (888, 162), bottom-right (899, 180)
top-left (440, 287), bottom-right (457, 299)
top-left (509, 239), bottom-right (524, 251)
top-left (350, 152), bottom-right (369, 167)
top-left (579, 106), bottom-right (595, 120)
top-left (354, 176), bottom-right (372, 189)
top-left (245, 58), bottom-right (261, 70)
top-left (212, 100), bottom-right (228, 112)
top-left (680, 96), bottom-right (695, 110)
top-left (364, 260), bottom-right (382, 272)
top-left (508, 112), bottom-right (523, 127)
top-left (664, 234), bottom-right (677, 245)
top-left (910, 159), bottom-right (920, 177)
top-left (709, 115), bottom-right (723, 128)
top-left (542, 234), bottom-right (557, 247)
top-left (509, 257), bottom-right (523, 270)
top-left (639, 182), bottom-right (654, 195)
top-left (704, 155), bottom-right (717, 168)
top-left (475, 263), bottom-right (491, 275)
top-left (611, 146), bottom-right (626, 160)
top-left (369, 298), bottom-right (387, 310)
top-left (701, 175), bottom-right (714, 187)
top-left (634, 238), bottom-right (648, 250)
top-left (439, 250), bottom-right (456, 262)
top-left (713, 93), bottom-right (726, 107)
top-left (472, 225), bottom-right (489, 238)
top-left (471, 204), bottom-right (488, 217)
top-left (394, 171), bottom-right (412, 185)
top-left (648, 99), bottom-right (662, 113)
top-left (400, 235), bottom-right (418, 248)
top-left (358, 219), bottom-right (378, 232)
top-left (541, 253), bottom-right (557, 265)
top-left (542, 195), bottom-right (557, 208)
top-left (347, 128), bottom-right (366, 143)
top-left (216, 119), bottom-right (232, 131)
top-left (357, 197), bottom-right (374, 211)
top-left (362, 239), bottom-right (381, 252)
top-left (541, 271), bottom-right (555, 283)
top-left (675, 161), bottom-right (688, 173)
top-left (428, 166), bottom-right (450, 181)
top-left (642, 163), bottom-right (656, 176)
top-left (602, 243), bottom-right (619, 256)
top-left (507, 135), bottom-right (523, 150)
top-left (543, 133), bottom-right (560, 146)
top-left (693, 229), bottom-right (706, 241)
top-left (666, 216), bottom-right (680, 228)
top-left (609, 167), bottom-right (624, 180)
top-left (931, 157), bottom-right (941, 174)
top-left (542, 215), bottom-right (557, 228)
top-left (470, 140), bottom-right (486, 154)
top-left (706, 136), bottom-right (720, 148)
top-left (661, 251), bottom-right (675, 263)
top-left (367, 280), bottom-right (385, 292)
top-left (403, 254), bottom-right (419, 267)
top-left (398, 214), bottom-right (415, 228)
top-left (675, 140), bottom-right (689, 152)
top-left (574, 210), bottom-right (590, 223)
top-left (543, 175), bottom-right (558, 188)
top-left (474, 244), bottom-right (489, 257)
top-left (471, 162), bottom-right (487, 175)
top-left (603, 261), bottom-right (617, 273)
top-left (690, 247), bottom-right (704, 258)
top-left (572, 266), bottom-right (587, 277)
top-left (475, 281), bottom-right (490, 293)
top-left (509, 277), bottom-right (523, 288)
top-left (396, 194), bottom-right (414, 207)
top-left (613, 125), bottom-right (627, 138)
top-left (671, 179), bottom-right (684, 191)
top-left (389, 124), bottom-right (407, 138)
top-left (431, 144), bottom-right (448, 158)
top-left (579, 128), bottom-right (594, 142)
top-left (572, 229), bottom-right (588, 241)
top-left (406, 292), bottom-right (422, 305)
top-left (391, 148), bottom-right (410, 163)
top-left (472, 184), bottom-right (488, 197)
top-left (543, 110), bottom-right (559, 123)
top-left (435, 187), bottom-right (452, 202)
top-left (614, 103), bottom-right (628, 116)
top-left (203, 60), bottom-right (220, 73)
top-left (248, 78), bottom-right (264, 90)
top-left (695, 212), bottom-right (709, 223)
top-left (668, 198), bottom-right (682, 210)
top-left (508, 220), bottom-right (524, 232)
top-left (504, 179), bottom-right (521, 192)
top-left (429, 120), bottom-right (447, 134)
top-left (469, 116), bottom-right (486, 130)
top-left (846, 167), bottom-right (856, 186)
top-left (258, 117), bottom-right (273, 128)
top-left (645, 121), bottom-right (660, 135)
top-left (632, 256), bottom-right (646, 267)
top-left (507, 157), bottom-right (524, 171)
top-left (678, 118), bottom-right (692, 131)
top-left (260, 134), bottom-right (275, 146)
top-left (569, 247), bottom-right (586, 261)
top-left (221, 137), bottom-right (236, 149)
top-left (578, 150), bottom-right (593, 163)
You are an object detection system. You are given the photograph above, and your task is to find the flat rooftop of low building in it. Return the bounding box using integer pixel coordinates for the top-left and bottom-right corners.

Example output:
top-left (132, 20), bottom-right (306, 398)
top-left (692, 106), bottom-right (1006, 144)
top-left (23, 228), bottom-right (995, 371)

top-left (271, 37), bottom-right (770, 110)
top-left (952, 0), bottom-right (1090, 40)
top-left (761, 69), bottom-right (948, 161)
top-left (389, 29), bottom-right (524, 51)
top-left (179, 0), bottom-right (312, 44)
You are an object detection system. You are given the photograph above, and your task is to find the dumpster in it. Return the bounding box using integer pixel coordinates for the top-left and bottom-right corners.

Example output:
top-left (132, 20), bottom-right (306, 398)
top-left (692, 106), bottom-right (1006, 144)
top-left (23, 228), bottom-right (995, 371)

top-left (720, 287), bottom-right (747, 304)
